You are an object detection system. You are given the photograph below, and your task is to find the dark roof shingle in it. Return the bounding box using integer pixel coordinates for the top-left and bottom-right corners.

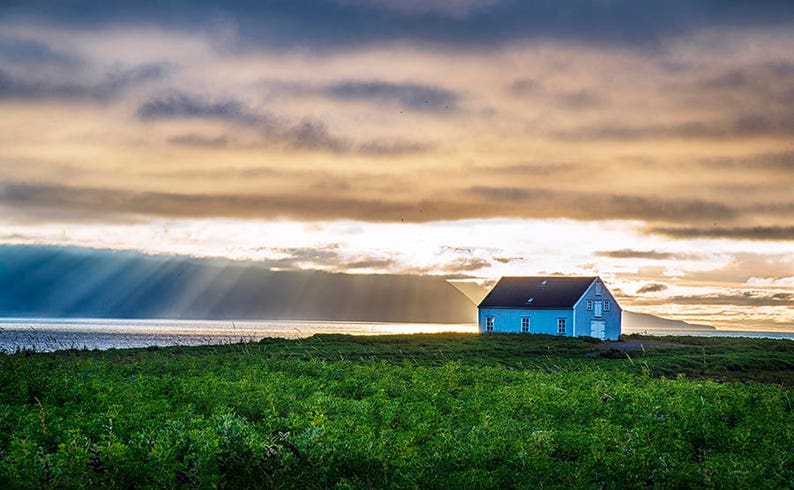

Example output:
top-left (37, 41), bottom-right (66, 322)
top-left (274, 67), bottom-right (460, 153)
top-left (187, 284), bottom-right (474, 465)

top-left (478, 276), bottom-right (597, 309)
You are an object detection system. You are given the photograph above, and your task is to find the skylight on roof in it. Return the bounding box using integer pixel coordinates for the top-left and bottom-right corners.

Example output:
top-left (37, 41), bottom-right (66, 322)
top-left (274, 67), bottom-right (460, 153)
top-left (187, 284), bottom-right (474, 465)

top-left (540, 280), bottom-right (548, 286)
top-left (526, 297), bottom-right (534, 303)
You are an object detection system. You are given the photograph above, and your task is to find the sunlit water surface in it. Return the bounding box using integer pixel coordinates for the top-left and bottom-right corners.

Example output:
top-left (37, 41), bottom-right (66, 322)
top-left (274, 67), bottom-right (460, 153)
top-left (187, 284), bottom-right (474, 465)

top-left (0, 318), bottom-right (791, 352)
top-left (0, 318), bottom-right (477, 352)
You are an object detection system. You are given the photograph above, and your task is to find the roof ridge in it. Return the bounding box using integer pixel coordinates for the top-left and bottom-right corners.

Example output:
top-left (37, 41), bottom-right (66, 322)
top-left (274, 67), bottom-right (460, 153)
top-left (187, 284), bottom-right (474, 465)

top-left (499, 275), bottom-right (598, 278)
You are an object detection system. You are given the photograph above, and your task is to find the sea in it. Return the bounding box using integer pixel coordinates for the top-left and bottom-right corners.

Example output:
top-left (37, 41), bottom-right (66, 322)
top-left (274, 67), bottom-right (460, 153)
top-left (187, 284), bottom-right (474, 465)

top-left (1, 317), bottom-right (792, 353)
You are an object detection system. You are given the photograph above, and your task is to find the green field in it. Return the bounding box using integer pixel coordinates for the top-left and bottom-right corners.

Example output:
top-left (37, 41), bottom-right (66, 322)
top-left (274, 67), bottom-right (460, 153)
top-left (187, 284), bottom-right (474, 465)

top-left (1, 333), bottom-right (792, 488)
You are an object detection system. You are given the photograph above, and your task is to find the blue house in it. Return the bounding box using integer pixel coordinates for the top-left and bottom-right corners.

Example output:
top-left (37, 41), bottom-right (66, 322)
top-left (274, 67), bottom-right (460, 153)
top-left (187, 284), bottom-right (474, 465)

top-left (477, 276), bottom-right (622, 340)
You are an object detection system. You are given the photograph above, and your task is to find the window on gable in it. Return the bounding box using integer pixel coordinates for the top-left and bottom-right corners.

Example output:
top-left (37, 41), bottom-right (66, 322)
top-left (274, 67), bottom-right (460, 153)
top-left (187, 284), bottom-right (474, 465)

top-left (557, 318), bottom-right (566, 335)
top-left (521, 317), bottom-right (530, 333)
top-left (604, 300), bottom-right (610, 312)
top-left (595, 282), bottom-right (602, 295)
top-left (485, 316), bottom-right (494, 332)
top-left (587, 299), bottom-right (593, 311)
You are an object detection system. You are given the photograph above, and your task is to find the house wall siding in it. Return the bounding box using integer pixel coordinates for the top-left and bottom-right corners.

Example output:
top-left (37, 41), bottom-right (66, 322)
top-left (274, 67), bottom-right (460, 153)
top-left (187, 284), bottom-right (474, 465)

top-left (478, 308), bottom-right (573, 336)
top-left (572, 278), bottom-right (622, 340)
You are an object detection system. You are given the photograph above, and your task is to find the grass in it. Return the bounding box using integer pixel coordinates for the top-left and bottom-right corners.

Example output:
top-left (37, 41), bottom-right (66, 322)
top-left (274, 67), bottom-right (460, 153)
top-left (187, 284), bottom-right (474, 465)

top-left (0, 333), bottom-right (792, 488)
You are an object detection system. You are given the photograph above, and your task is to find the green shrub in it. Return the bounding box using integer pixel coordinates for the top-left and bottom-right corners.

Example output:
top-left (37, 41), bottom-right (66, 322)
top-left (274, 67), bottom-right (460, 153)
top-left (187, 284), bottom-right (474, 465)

top-left (0, 334), bottom-right (791, 488)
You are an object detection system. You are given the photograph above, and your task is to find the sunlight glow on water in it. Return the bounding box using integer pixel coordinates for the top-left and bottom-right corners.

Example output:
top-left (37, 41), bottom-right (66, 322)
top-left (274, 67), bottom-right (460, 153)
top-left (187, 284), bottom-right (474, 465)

top-left (0, 318), bottom-right (477, 353)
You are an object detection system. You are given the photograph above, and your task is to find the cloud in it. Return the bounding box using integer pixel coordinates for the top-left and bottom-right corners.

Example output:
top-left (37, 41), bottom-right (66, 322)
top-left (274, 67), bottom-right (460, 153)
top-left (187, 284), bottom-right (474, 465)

top-left (556, 113), bottom-right (794, 141)
top-left (673, 61), bottom-right (794, 112)
top-left (636, 283), bottom-right (668, 294)
top-left (5, 1), bottom-right (794, 49)
top-left (441, 256), bottom-right (492, 272)
top-left (550, 58), bottom-right (794, 141)
top-left (664, 291), bottom-right (793, 307)
top-left (0, 63), bottom-right (169, 101)
top-left (137, 92), bottom-right (253, 122)
top-left (283, 119), bottom-right (350, 152)
top-left (325, 80), bottom-right (459, 111)
top-left (259, 78), bottom-right (459, 114)
top-left (695, 150), bottom-right (794, 172)
top-left (0, 179), bottom-right (744, 224)
top-left (472, 162), bottom-right (576, 176)
top-left (650, 226), bottom-right (794, 241)
top-left (509, 78), bottom-right (541, 95)
top-left (0, 181), bottom-right (484, 222)
top-left (344, 258), bottom-right (398, 269)
top-left (167, 133), bottom-right (229, 147)
top-left (468, 186), bottom-right (736, 222)
top-left (747, 276), bottom-right (794, 287)
top-left (0, 35), bottom-right (80, 66)
top-left (493, 256), bottom-right (522, 264)
top-left (593, 194), bottom-right (736, 222)
top-left (509, 78), bottom-right (603, 109)
top-left (555, 89), bottom-right (603, 109)
top-left (138, 92), bottom-right (292, 145)
top-left (261, 246), bottom-right (346, 269)
top-left (2, 4), bottom-right (794, 250)
top-left (356, 139), bottom-right (432, 155)
top-left (139, 91), bottom-right (429, 154)
top-left (596, 249), bottom-right (677, 260)
top-left (694, 61), bottom-right (794, 91)
top-left (469, 186), bottom-right (547, 202)
top-left (331, 0), bottom-right (502, 17)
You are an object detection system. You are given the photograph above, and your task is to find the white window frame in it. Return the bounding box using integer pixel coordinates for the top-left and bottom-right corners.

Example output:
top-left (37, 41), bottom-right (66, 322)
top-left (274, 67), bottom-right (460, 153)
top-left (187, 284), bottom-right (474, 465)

top-left (521, 316), bottom-right (530, 333)
top-left (485, 316), bottom-right (495, 332)
top-left (595, 283), bottom-right (602, 295)
top-left (586, 299), bottom-right (593, 311)
top-left (557, 318), bottom-right (566, 335)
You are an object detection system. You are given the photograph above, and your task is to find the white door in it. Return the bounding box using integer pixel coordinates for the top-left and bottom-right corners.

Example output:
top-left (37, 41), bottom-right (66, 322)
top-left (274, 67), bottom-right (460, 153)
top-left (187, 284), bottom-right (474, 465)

top-left (590, 320), bottom-right (606, 340)
top-left (594, 301), bottom-right (603, 317)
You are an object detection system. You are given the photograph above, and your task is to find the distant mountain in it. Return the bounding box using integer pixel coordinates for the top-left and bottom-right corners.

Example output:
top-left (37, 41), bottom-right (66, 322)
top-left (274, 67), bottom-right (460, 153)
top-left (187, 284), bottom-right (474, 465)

top-left (622, 311), bottom-right (715, 332)
top-left (0, 245), bottom-right (476, 324)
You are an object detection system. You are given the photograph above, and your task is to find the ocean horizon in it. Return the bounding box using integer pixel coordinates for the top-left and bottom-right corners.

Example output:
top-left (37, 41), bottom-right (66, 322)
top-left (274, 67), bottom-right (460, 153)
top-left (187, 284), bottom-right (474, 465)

top-left (1, 317), bottom-right (792, 353)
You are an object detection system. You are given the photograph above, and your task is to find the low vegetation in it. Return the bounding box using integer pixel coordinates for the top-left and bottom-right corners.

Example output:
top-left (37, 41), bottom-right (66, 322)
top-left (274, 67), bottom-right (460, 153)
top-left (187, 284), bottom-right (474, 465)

top-left (1, 333), bottom-right (792, 488)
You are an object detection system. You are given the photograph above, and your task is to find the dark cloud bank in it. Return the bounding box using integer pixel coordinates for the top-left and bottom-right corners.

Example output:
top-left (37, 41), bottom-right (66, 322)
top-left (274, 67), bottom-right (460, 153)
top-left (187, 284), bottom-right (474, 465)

top-left (3, 1), bottom-right (793, 48)
top-left (651, 226), bottom-right (794, 241)
top-left (0, 181), bottom-right (748, 224)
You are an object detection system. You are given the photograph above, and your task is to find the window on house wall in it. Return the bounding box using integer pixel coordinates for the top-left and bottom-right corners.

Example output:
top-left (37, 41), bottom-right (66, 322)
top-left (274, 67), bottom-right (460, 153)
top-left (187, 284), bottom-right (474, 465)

top-left (521, 317), bottom-right (530, 333)
top-left (587, 299), bottom-right (593, 311)
top-left (595, 282), bottom-right (602, 295)
top-left (604, 300), bottom-right (610, 311)
top-left (557, 318), bottom-right (566, 335)
top-left (485, 316), bottom-right (494, 332)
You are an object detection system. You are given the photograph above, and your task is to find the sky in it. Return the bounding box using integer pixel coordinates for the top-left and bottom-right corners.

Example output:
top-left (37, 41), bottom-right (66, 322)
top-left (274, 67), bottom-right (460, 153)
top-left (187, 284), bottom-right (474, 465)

top-left (0, 0), bottom-right (793, 330)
